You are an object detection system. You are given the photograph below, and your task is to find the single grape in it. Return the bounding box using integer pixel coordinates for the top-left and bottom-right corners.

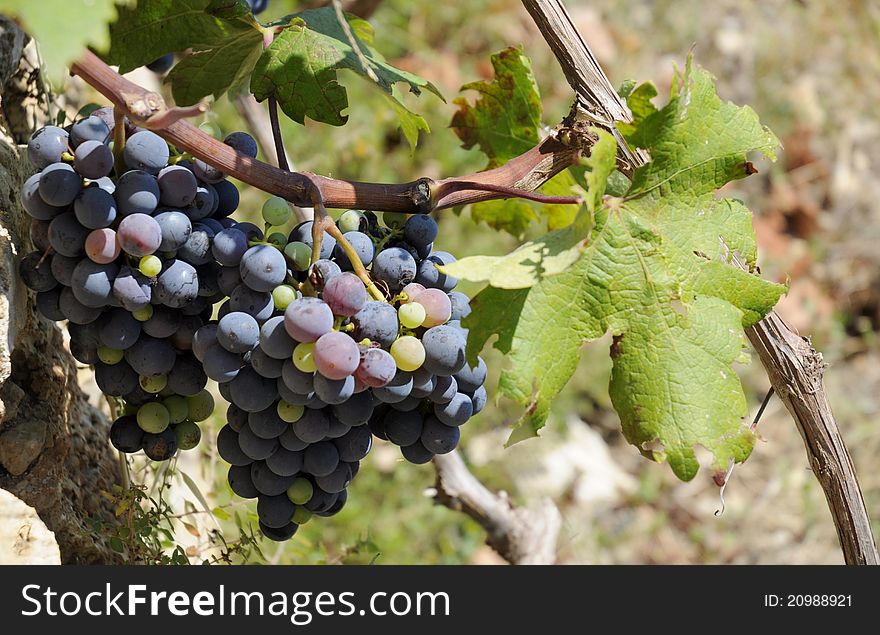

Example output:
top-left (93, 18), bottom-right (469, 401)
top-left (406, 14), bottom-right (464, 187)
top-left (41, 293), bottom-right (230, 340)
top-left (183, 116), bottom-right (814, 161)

top-left (331, 391), bottom-right (373, 426)
top-left (212, 228), bottom-right (248, 266)
top-left (155, 259), bottom-right (199, 308)
top-left (217, 425), bottom-right (251, 466)
top-left (213, 179), bottom-right (240, 217)
top-left (400, 440), bottom-right (434, 465)
top-left (137, 402), bottom-right (170, 433)
top-left (454, 357), bottom-right (487, 393)
top-left (292, 408), bottom-right (329, 443)
top-left (351, 301), bottom-right (398, 347)
top-left (283, 241), bottom-right (311, 271)
top-left (333, 425), bottom-right (372, 462)
top-left (99, 308), bottom-right (141, 350)
top-left (82, 228), bottom-right (118, 264)
top-left (250, 347), bottom-right (284, 379)
top-left (27, 126), bottom-right (69, 168)
top-left (217, 311), bottom-right (260, 353)
top-left (271, 284), bottom-right (297, 311)
top-left (322, 272), bottom-right (366, 317)
top-left (262, 196), bottom-right (291, 226)
top-left (403, 214), bottom-right (438, 248)
top-left (186, 390), bottom-right (215, 422)
top-left (18, 252), bottom-right (57, 292)
top-left (284, 297), bottom-right (334, 342)
top-left (178, 223), bottom-right (215, 266)
top-left (428, 375), bottom-right (457, 404)
top-left (71, 259), bottom-right (118, 308)
top-left (125, 336), bottom-right (177, 376)
top-left (418, 288), bottom-right (452, 327)
top-left (390, 335), bottom-right (426, 372)
top-left (402, 282), bottom-right (426, 303)
top-left (286, 477), bottom-right (314, 505)
top-left (217, 265), bottom-right (243, 296)
top-left (142, 428), bottom-right (178, 461)
top-left (73, 140), bottom-right (113, 179)
top-left (248, 406), bottom-right (288, 440)
top-left (292, 341), bottom-right (317, 373)
top-left (39, 163), bottom-right (81, 207)
top-left (337, 209), bottom-right (365, 233)
top-left (416, 251), bottom-right (458, 292)
top-left (174, 421), bottom-right (202, 451)
top-left (260, 316), bottom-right (297, 360)
top-left (59, 287), bottom-right (102, 324)
top-left (21, 174), bottom-right (63, 220)
top-left (303, 441), bottom-right (339, 477)
top-left (202, 344), bottom-right (243, 383)
top-left (313, 374), bottom-right (355, 405)
top-left (333, 231), bottom-right (374, 270)
top-left (115, 170), bottom-right (160, 216)
top-left (185, 182), bottom-right (217, 220)
top-left (277, 401), bottom-right (304, 423)
top-left (371, 370), bottom-right (413, 404)
top-left (132, 305), bottom-right (154, 321)
top-left (471, 385), bottom-right (487, 414)
top-left (97, 346), bottom-right (124, 365)
top-left (313, 331), bottom-right (360, 380)
top-left (355, 348), bottom-right (397, 387)
top-left (228, 464), bottom-right (259, 499)
top-left (291, 506), bottom-right (313, 524)
top-left (117, 213), bottom-right (162, 257)
top-left (114, 266), bottom-right (152, 311)
top-left (224, 131), bottom-right (258, 158)
top-left (48, 213), bottom-right (89, 257)
top-left (230, 284), bottom-right (274, 321)
top-left (154, 210), bottom-right (193, 251)
top-left (308, 259), bottom-right (341, 290)
top-left (398, 302), bottom-right (426, 329)
top-left (74, 186), bottom-right (116, 229)
top-left (94, 360), bottom-right (137, 395)
top-left (372, 246), bottom-right (417, 292)
top-left (434, 392), bottom-right (473, 426)
top-left (168, 355), bottom-right (208, 396)
top-left (448, 291), bottom-right (472, 321)
top-left (123, 131), bottom-right (169, 174)
top-left (421, 324), bottom-right (467, 376)
top-left (240, 244), bottom-right (287, 292)
top-left (109, 416), bottom-right (143, 453)
top-left (163, 395), bottom-right (189, 424)
top-left (70, 115), bottom-right (111, 148)
top-left (139, 373), bottom-right (168, 394)
top-left (384, 409), bottom-right (423, 446)
top-left (229, 367), bottom-right (276, 413)
top-left (420, 415), bottom-right (460, 454)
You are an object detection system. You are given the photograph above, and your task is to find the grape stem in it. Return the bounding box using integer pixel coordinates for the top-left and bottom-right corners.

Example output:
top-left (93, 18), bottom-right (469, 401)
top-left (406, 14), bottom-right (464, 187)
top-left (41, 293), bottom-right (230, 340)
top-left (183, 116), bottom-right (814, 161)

top-left (70, 50), bottom-right (585, 214)
top-left (112, 108), bottom-right (126, 175)
top-left (312, 201), bottom-right (386, 301)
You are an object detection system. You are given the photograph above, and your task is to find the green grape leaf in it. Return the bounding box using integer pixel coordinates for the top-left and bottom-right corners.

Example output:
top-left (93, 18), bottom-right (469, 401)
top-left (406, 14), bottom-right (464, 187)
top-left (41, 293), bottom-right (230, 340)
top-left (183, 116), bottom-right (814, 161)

top-left (0, 0), bottom-right (118, 81)
top-left (381, 89), bottom-right (430, 153)
top-left (250, 8), bottom-right (442, 130)
top-left (167, 26), bottom-right (263, 105)
top-left (451, 46), bottom-right (579, 236)
top-left (107, 0), bottom-right (259, 77)
top-left (464, 63), bottom-right (785, 481)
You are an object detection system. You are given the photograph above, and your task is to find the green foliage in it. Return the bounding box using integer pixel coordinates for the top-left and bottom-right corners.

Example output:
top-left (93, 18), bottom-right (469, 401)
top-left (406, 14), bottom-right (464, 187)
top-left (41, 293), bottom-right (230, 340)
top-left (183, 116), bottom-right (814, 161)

top-left (453, 63), bottom-right (784, 480)
top-left (0, 0), bottom-right (118, 82)
top-left (451, 47), bottom-right (580, 237)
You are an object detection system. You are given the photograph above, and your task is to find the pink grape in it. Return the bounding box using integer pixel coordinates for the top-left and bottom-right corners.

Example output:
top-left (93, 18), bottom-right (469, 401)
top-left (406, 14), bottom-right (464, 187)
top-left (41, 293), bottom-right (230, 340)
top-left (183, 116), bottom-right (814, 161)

top-left (355, 347), bottom-right (396, 387)
top-left (322, 272), bottom-right (366, 317)
top-left (284, 297), bottom-right (334, 343)
top-left (85, 228), bottom-right (120, 264)
top-left (117, 213), bottom-right (162, 257)
top-left (419, 288), bottom-right (452, 327)
top-left (313, 331), bottom-right (360, 380)
top-left (402, 282), bottom-right (426, 302)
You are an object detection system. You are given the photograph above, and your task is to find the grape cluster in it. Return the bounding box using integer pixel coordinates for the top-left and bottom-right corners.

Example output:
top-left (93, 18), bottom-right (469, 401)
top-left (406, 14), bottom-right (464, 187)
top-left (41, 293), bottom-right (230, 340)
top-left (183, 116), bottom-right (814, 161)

top-left (213, 207), bottom-right (486, 540)
top-left (19, 112), bottom-right (259, 462)
top-left (18, 108), bottom-right (487, 544)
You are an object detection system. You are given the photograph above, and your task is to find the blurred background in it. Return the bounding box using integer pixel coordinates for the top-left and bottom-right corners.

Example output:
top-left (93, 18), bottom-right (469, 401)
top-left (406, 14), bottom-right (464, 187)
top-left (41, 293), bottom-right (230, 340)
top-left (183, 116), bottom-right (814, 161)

top-left (73, 0), bottom-right (880, 564)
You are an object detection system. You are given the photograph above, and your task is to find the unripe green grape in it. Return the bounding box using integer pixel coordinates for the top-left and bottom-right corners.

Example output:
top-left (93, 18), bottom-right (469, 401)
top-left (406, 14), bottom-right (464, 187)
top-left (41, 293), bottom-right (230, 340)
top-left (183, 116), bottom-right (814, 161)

top-left (97, 346), bottom-right (124, 365)
top-left (163, 395), bottom-right (189, 424)
top-left (390, 335), bottom-right (426, 372)
top-left (398, 302), bottom-right (426, 329)
top-left (272, 284), bottom-right (298, 310)
top-left (277, 400), bottom-right (305, 423)
top-left (186, 390), bottom-right (214, 422)
top-left (174, 420), bottom-right (202, 451)
top-left (383, 211), bottom-right (407, 229)
top-left (132, 305), bottom-right (154, 322)
top-left (292, 342), bottom-right (317, 373)
top-left (292, 506), bottom-right (312, 525)
top-left (262, 196), bottom-right (291, 226)
top-left (139, 254), bottom-right (162, 277)
top-left (267, 232), bottom-right (287, 248)
top-left (137, 402), bottom-right (170, 433)
top-left (284, 241), bottom-right (311, 271)
top-left (287, 477), bottom-right (313, 505)
top-left (139, 374), bottom-right (168, 394)
top-left (337, 209), bottom-right (365, 233)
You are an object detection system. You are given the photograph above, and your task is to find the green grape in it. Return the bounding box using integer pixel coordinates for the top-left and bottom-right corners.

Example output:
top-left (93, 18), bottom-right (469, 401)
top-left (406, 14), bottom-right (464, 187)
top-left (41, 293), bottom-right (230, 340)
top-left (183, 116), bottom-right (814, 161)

top-left (287, 477), bottom-right (313, 505)
top-left (284, 241), bottom-right (311, 271)
top-left (137, 402), bottom-right (170, 433)
top-left (139, 255), bottom-right (162, 277)
top-left (277, 400), bottom-right (304, 423)
top-left (272, 284), bottom-right (298, 310)
top-left (390, 335), bottom-right (426, 372)
top-left (139, 374), bottom-right (167, 394)
top-left (383, 211), bottom-right (408, 229)
top-left (398, 302), bottom-right (426, 329)
top-left (186, 390), bottom-right (214, 422)
top-left (292, 342), bottom-right (317, 373)
top-left (267, 232), bottom-right (287, 248)
top-left (292, 506), bottom-right (312, 525)
top-left (163, 395), bottom-right (189, 424)
top-left (132, 305), bottom-right (154, 322)
top-left (174, 420), bottom-right (202, 451)
top-left (262, 196), bottom-right (291, 226)
top-left (97, 346), bottom-right (124, 365)
top-left (337, 209), bottom-right (364, 233)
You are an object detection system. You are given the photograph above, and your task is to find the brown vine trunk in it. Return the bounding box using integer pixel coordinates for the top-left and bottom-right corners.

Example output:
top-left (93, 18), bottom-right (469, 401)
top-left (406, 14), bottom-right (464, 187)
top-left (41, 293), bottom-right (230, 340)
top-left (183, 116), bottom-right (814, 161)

top-left (0, 21), bottom-right (121, 564)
